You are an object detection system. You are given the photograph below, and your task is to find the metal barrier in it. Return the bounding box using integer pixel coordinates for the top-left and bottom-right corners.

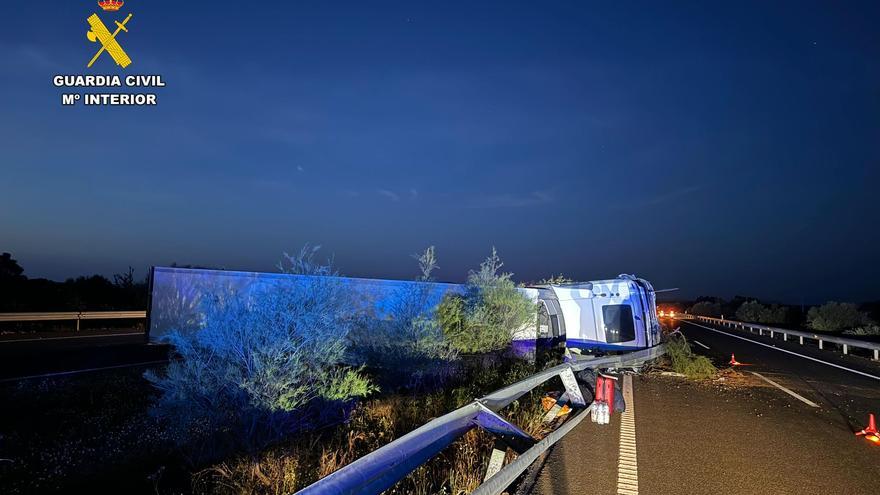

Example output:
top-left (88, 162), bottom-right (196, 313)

top-left (687, 315), bottom-right (880, 361)
top-left (295, 345), bottom-right (665, 495)
top-left (0, 311), bottom-right (147, 331)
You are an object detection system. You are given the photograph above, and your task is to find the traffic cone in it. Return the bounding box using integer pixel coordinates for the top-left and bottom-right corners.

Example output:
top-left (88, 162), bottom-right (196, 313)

top-left (729, 354), bottom-right (741, 366)
top-left (855, 413), bottom-right (879, 443)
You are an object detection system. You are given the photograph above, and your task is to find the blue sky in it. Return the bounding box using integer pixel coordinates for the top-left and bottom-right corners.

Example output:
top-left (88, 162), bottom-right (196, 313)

top-left (2, 1), bottom-right (879, 303)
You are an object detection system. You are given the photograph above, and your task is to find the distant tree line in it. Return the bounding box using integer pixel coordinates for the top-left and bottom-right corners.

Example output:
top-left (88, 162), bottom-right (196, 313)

top-left (0, 252), bottom-right (148, 312)
top-left (683, 294), bottom-right (879, 336)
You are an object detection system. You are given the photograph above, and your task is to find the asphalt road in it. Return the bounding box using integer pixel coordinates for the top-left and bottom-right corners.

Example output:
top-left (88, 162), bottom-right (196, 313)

top-left (524, 318), bottom-right (880, 494)
top-left (677, 318), bottom-right (880, 432)
top-left (0, 331), bottom-right (168, 381)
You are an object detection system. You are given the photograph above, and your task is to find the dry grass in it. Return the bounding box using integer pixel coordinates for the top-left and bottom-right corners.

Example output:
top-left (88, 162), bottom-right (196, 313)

top-left (194, 358), bottom-right (558, 495)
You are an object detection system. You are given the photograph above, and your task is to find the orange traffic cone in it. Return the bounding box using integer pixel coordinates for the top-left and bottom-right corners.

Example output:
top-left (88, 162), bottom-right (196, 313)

top-left (856, 413), bottom-right (879, 443)
top-left (729, 354), bottom-right (741, 366)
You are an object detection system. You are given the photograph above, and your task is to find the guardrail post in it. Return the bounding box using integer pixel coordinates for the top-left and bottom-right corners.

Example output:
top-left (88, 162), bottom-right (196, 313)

top-left (76, 312), bottom-right (81, 332)
top-left (759, 328), bottom-right (762, 336)
top-left (783, 333), bottom-right (787, 342)
top-left (819, 339), bottom-right (823, 350)
top-left (842, 344), bottom-right (848, 355)
top-left (799, 336), bottom-right (803, 345)
top-left (770, 330), bottom-right (774, 339)
top-left (874, 349), bottom-right (879, 361)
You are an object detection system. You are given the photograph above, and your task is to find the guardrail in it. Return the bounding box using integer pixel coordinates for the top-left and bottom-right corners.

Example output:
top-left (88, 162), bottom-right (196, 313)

top-left (0, 311), bottom-right (147, 331)
top-left (685, 314), bottom-right (880, 361)
top-left (295, 345), bottom-right (665, 495)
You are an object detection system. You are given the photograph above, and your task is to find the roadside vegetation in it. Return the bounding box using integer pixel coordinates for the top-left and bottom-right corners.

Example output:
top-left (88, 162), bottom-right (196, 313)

top-left (144, 246), bottom-right (376, 462)
top-left (734, 300), bottom-right (788, 325)
top-left (805, 301), bottom-right (872, 333)
top-left (137, 244), bottom-right (547, 493)
top-left (684, 296), bottom-right (879, 338)
top-left (194, 358), bottom-right (554, 494)
top-left (662, 332), bottom-right (717, 379)
top-left (437, 248), bottom-right (536, 354)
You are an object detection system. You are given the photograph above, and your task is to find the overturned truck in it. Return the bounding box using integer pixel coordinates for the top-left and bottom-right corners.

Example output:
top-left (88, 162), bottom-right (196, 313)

top-left (147, 267), bottom-right (661, 353)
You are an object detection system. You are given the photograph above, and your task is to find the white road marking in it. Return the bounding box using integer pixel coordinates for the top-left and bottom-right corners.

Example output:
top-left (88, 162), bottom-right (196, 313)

top-left (750, 372), bottom-right (820, 408)
top-left (692, 340), bottom-right (710, 350)
top-left (617, 374), bottom-right (638, 495)
top-left (682, 321), bottom-right (880, 382)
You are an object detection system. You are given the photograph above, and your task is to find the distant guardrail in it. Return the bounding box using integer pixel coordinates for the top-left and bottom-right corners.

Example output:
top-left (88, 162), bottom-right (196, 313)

top-left (681, 314), bottom-right (880, 361)
top-left (295, 345), bottom-right (665, 495)
top-left (0, 311), bottom-right (147, 331)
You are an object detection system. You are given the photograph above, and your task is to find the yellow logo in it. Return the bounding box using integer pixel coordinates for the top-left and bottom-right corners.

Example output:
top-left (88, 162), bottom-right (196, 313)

top-left (86, 12), bottom-right (133, 68)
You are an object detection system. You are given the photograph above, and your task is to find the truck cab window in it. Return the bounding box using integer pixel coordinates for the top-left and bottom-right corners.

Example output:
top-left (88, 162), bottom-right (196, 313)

top-left (602, 304), bottom-right (635, 343)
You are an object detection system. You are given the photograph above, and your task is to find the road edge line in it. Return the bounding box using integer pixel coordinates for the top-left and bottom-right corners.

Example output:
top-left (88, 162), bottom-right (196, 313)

top-left (617, 374), bottom-right (639, 495)
top-left (681, 320), bottom-right (880, 382)
top-left (750, 371), bottom-right (820, 408)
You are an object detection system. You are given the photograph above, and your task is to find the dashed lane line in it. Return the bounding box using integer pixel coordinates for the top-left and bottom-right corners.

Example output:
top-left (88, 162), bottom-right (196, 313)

top-left (692, 340), bottom-right (710, 350)
top-left (617, 374), bottom-right (638, 495)
top-left (750, 372), bottom-right (820, 408)
top-left (681, 321), bottom-right (880, 382)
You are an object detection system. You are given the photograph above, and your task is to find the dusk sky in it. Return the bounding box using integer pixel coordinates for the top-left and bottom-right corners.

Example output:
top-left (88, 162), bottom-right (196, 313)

top-left (2, 1), bottom-right (879, 303)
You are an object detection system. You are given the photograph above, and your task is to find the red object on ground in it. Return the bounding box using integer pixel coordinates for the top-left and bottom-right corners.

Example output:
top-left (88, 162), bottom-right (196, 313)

top-left (595, 376), bottom-right (605, 403)
top-left (603, 375), bottom-right (615, 415)
top-left (729, 353), bottom-right (742, 366)
top-left (855, 413), bottom-right (879, 443)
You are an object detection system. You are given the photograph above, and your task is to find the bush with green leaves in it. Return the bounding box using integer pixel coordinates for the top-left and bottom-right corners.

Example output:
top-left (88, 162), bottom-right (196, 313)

top-left (439, 248), bottom-right (535, 354)
top-left (806, 302), bottom-right (870, 332)
top-left (347, 247), bottom-right (458, 387)
top-left (688, 301), bottom-right (722, 317)
top-left (663, 332), bottom-right (717, 379)
top-left (735, 300), bottom-right (788, 325)
top-left (842, 325), bottom-right (880, 337)
top-left (145, 246), bottom-right (376, 459)
top-left (538, 274), bottom-right (573, 285)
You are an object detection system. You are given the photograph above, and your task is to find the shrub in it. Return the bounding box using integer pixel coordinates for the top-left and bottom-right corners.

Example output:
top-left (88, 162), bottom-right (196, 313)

top-left (735, 300), bottom-right (765, 323)
top-left (145, 246), bottom-right (376, 459)
top-left (759, 304), bottom-right (788, 324)
top-left (689, 301), bottom-right (722, 317)
top-left (735, 300), bottom-right (788, 325)
top-left (538, 274), bottom-right (573, 285)
top-left (843, 325), bottom-right (880, 337)
top-left (663, 333), bottom-right (716, 379)
top-left (440, 248), bottom-right (535, 354)
top-left (806, 302), bottom-right (870, 332)
top-left (347, 247), bottom-right (458, 389)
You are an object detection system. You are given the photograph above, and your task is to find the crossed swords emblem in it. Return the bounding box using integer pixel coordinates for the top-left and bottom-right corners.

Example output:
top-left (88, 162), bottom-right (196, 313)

top-left (86, 13), bottom-right (133, 68)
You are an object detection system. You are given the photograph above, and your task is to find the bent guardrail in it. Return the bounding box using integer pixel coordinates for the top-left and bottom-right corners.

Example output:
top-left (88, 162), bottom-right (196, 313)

top-left (295, 345), bottom-right (665, 495)
top-left (684, 314), bottom-right (880, 361)
top-left (0, 311), bottom-right (147, 331)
